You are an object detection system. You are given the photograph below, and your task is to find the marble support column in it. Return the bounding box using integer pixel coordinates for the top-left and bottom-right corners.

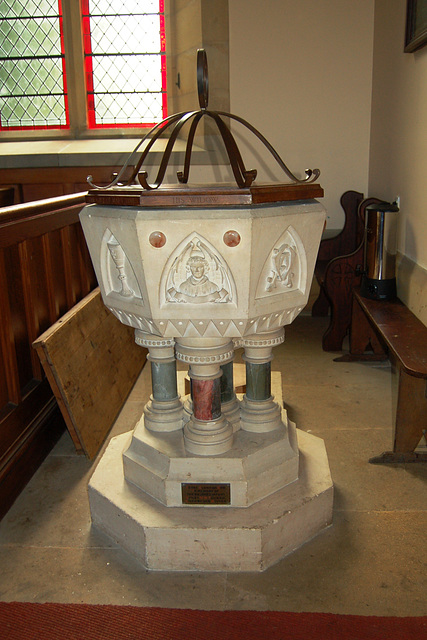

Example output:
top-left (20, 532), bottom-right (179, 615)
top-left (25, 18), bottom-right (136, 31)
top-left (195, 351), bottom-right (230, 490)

top-left (175, 338), bottom-right (234, 455)
top-left (135, 331), bottom-right (183, 432)
top-left (219, 339), bottom-right (241, 430)
top-left (240, 328), bottom-right (285, 432)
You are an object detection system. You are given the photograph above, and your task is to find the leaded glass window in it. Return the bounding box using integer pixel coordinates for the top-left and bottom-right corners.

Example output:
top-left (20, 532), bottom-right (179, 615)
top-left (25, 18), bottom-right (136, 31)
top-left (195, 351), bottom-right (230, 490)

top-left (0, 0), bottom-right (68, 130)
top-left (82, 0), bottom-right (167, 128)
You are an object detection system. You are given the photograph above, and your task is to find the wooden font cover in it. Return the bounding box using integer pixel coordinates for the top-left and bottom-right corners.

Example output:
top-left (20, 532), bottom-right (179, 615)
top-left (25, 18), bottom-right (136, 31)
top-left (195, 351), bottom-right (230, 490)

top-left (33, 288), bottom-right (146, 458)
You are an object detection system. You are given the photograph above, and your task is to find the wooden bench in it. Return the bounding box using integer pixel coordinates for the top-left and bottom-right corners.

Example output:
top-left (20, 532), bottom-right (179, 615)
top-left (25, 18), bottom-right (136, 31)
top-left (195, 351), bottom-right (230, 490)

top-left (341, 288), bottom-right (427, 463)
top-left (312, 190), bottom-right (364, 318)
top-left (318, 196), bottom-right (381, 351)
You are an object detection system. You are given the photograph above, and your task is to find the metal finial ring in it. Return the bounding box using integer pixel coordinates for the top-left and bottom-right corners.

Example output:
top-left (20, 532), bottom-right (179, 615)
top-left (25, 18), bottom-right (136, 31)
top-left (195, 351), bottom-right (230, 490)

top-left (197, 49), bottom-right (209, 109)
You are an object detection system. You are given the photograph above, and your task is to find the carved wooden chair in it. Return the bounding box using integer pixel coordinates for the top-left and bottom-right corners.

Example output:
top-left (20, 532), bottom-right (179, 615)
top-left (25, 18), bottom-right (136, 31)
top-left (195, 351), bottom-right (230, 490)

top-left (321, 197), bottom-right (382, 351)
top-left (312, 190), bottom-right (364, 317)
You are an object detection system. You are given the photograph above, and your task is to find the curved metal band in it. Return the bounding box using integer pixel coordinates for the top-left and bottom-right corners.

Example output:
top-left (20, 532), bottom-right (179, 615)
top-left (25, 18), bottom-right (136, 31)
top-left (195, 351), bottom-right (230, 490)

top-left (216, 111), bottom-right (320, 184)
top-left (197, 49), bottom-right (209, 109)
top-left (87, 112), bottom-right (188, 189)
top-left (207, 111), bottom-right (257, 188)
top-left (87, 48), bottom-right (320, 192)
top-left (137, 111), bottom-right (198, 190)
top-left (177, 111), bottom-right (205, 184)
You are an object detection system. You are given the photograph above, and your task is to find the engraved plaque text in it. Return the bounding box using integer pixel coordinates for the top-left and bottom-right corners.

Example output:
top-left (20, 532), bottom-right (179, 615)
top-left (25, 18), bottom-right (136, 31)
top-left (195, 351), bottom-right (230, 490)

top-left (182, 483), bottom-right (231, 505)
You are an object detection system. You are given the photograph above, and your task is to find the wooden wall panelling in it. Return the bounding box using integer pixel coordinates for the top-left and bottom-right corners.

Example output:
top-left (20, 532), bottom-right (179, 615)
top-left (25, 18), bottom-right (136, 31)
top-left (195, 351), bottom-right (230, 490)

top-left (22, 183), bottom-right (65, 203)
top-left (0, 192), bottom-right (97, 519)
top-left (0, 383), bottom-right (65, 520)
top-left (0, 166), bottom-right (118, 204)
top-left (60, 225), bottom-right (78, 308)
top-left (0, 200), bottom-right (85, 244)
top-left (0, 378), bottom-right (55, 469)
top-left (18, 238), bottom-right (50, 381)
top-left (0, 187), bottom-right (15, 207)
top-left (0, 249), bottom-right (21, 407)
top-left (67, 222), bottom-right (89, 303)
top-left (2, 244), bottom-right (34, 394)
top-left (76, 223), bottom-right (96, 297)
top-left (0, 366), bottom-right (10, 421)
top-left (46, 228), bottom-right (69, 319)
top-left (41, 233), bottom-right (60, 325)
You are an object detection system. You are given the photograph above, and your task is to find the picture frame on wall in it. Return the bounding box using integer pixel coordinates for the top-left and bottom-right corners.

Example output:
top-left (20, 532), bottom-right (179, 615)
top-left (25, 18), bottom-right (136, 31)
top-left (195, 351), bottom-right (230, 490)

top-left (405, 0), bottom-right (427, 51)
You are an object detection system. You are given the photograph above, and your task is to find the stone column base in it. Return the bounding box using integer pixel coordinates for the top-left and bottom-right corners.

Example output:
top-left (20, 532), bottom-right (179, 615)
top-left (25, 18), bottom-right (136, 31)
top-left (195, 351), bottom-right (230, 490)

top-left (240, 395), bottom-right (283, 432)
top-left (143, 396), bottom-right (183, 432)
top-left (122, 408), bottom-right (298, 508)
top-left (221, 397), bottom-right (241, 432)
top-left (89, 428), bottom-right (333, 572)
top-left (184, 415), bottom-right (234, 456)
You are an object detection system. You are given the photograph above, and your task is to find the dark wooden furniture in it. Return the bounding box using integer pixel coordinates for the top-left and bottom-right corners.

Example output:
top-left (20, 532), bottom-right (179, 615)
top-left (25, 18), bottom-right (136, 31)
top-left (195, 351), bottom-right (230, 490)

top-left (0, 187), bottom-right (15, 207)
top-left (0, 166), bottom-right (121, 204)
top-left (312, 190), bottom-right (364, 317)
top-left (342, 288), bottom-right (427, 463)
top-left (319, 197), bottom-right (382, 351)
top-left (0, 193), bottom-right (98, 519)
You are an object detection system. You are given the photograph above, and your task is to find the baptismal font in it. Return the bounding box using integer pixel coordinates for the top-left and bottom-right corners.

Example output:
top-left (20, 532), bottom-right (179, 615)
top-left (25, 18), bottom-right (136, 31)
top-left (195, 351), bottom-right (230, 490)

top-left (80, 51), bottom-right (333, 571)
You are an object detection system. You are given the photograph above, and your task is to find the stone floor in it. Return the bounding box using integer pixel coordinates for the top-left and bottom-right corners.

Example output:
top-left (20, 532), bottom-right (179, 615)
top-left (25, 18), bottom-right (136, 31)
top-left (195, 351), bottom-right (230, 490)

top-left (0, 315), bottom-right (425, 615)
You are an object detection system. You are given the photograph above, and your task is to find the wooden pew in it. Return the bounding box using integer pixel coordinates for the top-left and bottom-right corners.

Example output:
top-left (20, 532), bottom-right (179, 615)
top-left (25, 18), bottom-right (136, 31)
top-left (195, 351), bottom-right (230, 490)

top-left (312, 190), bottom-right (364, 317)
top-left (0, 193), bottom-right (97, 519)
top-left (319, 197), bottom-right (381, 351)
top-left (341, 288), bottom-right (427, 463)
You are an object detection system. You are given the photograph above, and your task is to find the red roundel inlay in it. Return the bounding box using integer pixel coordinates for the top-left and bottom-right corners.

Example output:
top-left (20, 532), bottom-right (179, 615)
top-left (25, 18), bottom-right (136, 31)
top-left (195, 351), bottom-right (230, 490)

top-left (223, 230), bottom-right (241, 247)
top-left (149, 231), bottom-right (166, 248)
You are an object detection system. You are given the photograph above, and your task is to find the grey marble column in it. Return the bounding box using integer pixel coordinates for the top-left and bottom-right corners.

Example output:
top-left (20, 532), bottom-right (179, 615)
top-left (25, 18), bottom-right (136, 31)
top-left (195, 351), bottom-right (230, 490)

top-left (220, 359), bottom-right (241, 431)
top-left (135, 331), bottom-right (183, 432)
top-left (240, 328), bottom-right (285, 432)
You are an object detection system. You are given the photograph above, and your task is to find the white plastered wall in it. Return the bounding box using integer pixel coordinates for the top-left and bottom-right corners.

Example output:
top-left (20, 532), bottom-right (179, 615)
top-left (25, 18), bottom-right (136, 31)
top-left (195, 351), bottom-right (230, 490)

top-left (369, 0), bottom-right (427, 324)
top-left (227, 0), bottom-right (375, 230)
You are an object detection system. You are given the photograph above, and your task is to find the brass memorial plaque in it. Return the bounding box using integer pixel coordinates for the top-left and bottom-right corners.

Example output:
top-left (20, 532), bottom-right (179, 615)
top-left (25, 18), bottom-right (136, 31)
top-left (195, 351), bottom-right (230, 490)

top-left (182, 483), bottom-right (231, 505)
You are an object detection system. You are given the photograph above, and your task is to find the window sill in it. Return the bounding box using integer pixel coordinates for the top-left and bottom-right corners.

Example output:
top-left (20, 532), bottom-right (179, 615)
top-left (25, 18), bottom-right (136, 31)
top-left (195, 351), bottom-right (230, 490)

top-left (0, 138), bottom-right (209, 170)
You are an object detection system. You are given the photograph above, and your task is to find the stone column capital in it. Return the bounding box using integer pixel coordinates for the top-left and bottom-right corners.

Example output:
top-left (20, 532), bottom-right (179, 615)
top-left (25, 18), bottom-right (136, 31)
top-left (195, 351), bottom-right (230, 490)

top-left (241, 328), bottom-right (285, 363)
top-left (135, 330), bottom-right (175, 361)
top-left (175, 339), bottom-right (234, 369)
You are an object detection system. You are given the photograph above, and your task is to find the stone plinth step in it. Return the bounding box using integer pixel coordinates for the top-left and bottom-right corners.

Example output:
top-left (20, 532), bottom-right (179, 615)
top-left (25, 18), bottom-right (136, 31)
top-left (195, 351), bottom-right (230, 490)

top-left (88, 429), bottom-right (333, 572)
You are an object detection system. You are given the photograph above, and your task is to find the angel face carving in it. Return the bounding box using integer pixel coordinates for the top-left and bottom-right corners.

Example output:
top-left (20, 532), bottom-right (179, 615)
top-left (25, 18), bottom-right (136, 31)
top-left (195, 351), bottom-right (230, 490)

top-left (164, 237), bottom-right (233, 304)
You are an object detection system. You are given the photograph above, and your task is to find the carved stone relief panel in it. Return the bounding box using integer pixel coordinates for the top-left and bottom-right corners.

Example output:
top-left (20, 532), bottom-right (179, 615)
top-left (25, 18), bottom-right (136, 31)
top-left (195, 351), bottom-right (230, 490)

top-left (255, 226), bottom-right (307, 300)
top-left (161, 234), bottom-right (236, 305)
top-left (101, 230), bottom-right (143, 301)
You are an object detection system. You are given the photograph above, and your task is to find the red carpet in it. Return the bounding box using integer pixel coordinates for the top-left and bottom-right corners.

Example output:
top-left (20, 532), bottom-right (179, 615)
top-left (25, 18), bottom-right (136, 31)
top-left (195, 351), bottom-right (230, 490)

top-left (0, 602), bottom-right (426, 640)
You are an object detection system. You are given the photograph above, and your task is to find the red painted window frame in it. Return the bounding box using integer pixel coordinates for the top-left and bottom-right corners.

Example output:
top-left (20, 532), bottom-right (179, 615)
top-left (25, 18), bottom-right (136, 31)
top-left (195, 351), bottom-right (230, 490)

top-left (1, 1), bottom-right (167, 132)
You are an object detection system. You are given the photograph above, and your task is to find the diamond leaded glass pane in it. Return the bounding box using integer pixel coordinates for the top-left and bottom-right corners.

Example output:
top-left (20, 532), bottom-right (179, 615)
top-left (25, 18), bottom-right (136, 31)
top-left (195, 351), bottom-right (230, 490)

top-left (82, 0), bottom-right (167, 128)
top-left (0, 0), bottom-right (68, 129)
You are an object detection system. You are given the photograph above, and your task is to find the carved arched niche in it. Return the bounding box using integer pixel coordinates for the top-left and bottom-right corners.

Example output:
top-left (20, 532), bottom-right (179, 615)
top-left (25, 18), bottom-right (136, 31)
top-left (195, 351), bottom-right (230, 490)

top-left (160, 233), bottom-right (237, 306)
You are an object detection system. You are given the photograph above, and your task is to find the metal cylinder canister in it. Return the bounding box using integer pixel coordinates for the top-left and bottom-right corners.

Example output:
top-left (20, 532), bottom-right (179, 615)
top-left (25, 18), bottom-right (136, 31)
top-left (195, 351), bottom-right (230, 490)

top-left (360, 201), bottom-right (399, 300)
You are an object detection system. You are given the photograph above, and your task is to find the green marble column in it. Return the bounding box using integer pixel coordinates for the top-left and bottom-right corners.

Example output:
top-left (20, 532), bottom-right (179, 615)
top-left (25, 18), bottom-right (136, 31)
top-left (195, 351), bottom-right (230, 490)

top-left (245, 361), bottom-right (271, 401)
top-left (240, 329), bottom-right (284, 433)
top-left (220, 361), bottom-right (235, 404)
top-left (134, 332), bottom-right (183, 432)
top-left (151, 360), bottom-right (178, 401)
